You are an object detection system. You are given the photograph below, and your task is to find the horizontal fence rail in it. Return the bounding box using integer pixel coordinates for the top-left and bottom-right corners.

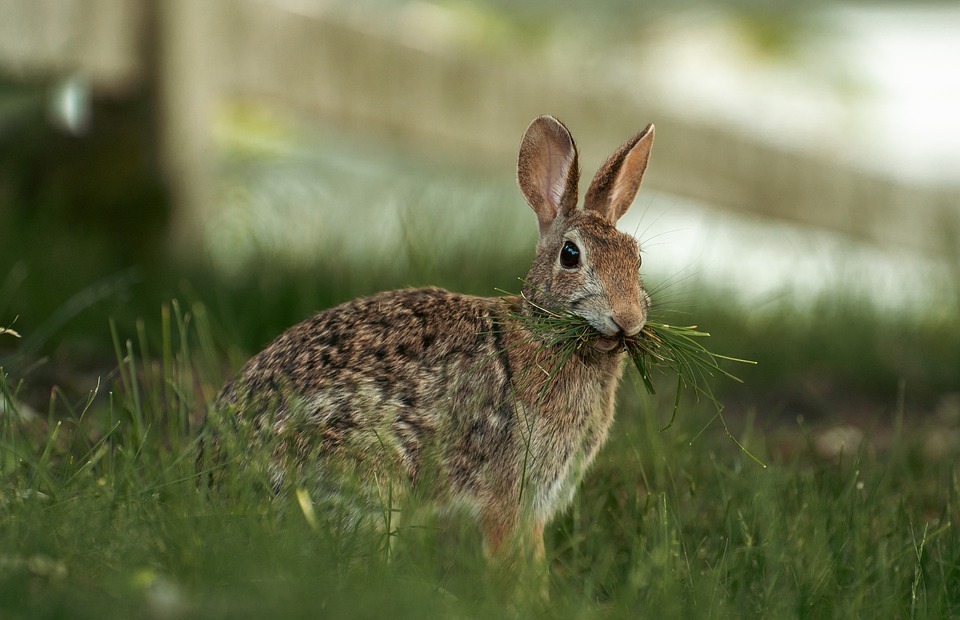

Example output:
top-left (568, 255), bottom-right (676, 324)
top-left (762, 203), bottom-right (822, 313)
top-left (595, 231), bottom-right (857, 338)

top-left (1, 0), bottom-right (957, 257)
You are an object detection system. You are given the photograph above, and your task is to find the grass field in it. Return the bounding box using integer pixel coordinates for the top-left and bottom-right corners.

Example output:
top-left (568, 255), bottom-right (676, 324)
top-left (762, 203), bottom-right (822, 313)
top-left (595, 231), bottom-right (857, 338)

top-left (1, 295), bottom-right (958, 618)
top-left (3, 260), bottom-right (959, 618)
top-left (2, 123), bottom-right (960, 618)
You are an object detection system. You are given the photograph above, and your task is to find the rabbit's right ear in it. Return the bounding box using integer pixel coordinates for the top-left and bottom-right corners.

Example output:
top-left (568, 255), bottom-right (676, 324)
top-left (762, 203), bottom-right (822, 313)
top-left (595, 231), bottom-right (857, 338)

top-left (584, 124), bottom-right (654, 224)
top-left (517, 115), bottom-right (580, 238)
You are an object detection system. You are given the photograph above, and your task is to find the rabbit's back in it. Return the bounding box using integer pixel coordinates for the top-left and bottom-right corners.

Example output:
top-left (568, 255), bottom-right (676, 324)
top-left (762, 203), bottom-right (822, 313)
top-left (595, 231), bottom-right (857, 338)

top-left (217, 288), bottom-right (519, 494)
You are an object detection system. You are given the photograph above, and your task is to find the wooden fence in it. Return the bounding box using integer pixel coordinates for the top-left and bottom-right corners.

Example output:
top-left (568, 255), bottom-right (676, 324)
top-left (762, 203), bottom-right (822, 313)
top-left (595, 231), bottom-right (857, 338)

top-left (1, 0), bottom-right (957, 257)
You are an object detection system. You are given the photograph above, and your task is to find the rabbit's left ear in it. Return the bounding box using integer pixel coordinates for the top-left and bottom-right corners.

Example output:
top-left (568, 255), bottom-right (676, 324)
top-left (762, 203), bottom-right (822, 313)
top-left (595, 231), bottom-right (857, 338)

top-left (584, 124), bottom-right (654, 224)
top-left (517, 115), bottom-right (580, 238)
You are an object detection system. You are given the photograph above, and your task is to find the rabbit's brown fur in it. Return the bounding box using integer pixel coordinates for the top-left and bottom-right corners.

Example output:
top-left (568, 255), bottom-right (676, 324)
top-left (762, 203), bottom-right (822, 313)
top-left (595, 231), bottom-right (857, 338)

top-left (213, 116), bottom-right (655, 560)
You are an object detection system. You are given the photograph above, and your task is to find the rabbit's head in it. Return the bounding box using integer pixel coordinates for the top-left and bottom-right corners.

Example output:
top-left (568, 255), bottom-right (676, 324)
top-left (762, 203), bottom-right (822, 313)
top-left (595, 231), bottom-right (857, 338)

top-left (518, 116), bottom-right (654, 352)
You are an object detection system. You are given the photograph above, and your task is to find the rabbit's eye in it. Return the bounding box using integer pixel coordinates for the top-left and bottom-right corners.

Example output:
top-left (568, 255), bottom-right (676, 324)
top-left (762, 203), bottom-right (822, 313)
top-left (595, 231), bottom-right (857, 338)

top-left (559, 240), bottom-right (580, 269)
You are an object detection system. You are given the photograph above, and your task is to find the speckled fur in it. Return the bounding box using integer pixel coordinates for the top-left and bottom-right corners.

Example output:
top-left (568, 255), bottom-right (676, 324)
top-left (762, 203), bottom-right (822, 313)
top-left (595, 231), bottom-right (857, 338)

top-left (212, 116), bottom-right (656, 558)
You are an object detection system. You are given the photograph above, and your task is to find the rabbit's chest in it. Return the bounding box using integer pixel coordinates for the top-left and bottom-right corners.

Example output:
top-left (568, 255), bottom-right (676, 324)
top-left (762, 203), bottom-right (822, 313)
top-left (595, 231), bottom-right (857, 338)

top-left (529, 356), bottom-right (624, 517)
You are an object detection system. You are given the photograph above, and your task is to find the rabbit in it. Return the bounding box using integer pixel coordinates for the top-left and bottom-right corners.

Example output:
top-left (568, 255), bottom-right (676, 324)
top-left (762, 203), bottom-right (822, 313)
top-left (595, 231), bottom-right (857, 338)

top-left (211, 115), bottom-right (655, 563)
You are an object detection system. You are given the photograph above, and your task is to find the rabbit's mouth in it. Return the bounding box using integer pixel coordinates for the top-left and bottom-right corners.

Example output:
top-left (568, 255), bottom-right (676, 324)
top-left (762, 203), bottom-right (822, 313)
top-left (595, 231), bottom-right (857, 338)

top-left (592, 334), bottom-right (625, 353)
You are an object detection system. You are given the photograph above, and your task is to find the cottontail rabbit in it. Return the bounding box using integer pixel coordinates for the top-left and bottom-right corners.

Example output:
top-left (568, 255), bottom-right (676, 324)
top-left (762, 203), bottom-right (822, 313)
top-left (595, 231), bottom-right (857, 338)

top-left (213, 115), bottom-right (655, 561)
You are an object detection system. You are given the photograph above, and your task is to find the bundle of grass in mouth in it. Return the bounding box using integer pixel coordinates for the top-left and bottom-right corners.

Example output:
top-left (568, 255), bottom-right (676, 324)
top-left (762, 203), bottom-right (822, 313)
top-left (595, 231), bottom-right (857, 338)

top-left (505, 289), bottom-right (756, 436)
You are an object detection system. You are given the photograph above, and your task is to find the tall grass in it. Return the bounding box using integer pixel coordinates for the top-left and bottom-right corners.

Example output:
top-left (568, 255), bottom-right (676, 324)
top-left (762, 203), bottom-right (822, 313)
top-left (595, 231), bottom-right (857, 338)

top-left (1, 299), bottom-right (957, 618)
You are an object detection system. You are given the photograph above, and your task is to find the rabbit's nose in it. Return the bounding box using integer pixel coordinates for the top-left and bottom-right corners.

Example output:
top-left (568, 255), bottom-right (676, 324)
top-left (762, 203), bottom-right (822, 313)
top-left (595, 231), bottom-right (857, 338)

top-left (610, 312), bottom-right (645, 338)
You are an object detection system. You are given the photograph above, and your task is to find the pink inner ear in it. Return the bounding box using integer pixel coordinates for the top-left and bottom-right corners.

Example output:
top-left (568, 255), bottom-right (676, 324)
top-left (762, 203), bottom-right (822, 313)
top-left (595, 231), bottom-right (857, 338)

top-left (542, 144), bottom-right (575, 209)
top-left (608, 144), bottom-right (650, 220)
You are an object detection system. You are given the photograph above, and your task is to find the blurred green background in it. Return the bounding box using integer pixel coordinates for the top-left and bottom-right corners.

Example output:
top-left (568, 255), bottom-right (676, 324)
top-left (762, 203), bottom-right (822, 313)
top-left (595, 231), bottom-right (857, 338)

top-left (2, 0), bottom-right (959, 468)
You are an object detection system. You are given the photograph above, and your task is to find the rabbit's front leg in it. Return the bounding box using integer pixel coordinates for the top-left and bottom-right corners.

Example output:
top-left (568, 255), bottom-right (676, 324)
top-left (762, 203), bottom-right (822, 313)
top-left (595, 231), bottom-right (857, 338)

top-left (479, 507), bottom-right (551, 596)
top-left (478, 504), bottom-right (519, 560)
top-left (479, 504), bottom-right (546, 571)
